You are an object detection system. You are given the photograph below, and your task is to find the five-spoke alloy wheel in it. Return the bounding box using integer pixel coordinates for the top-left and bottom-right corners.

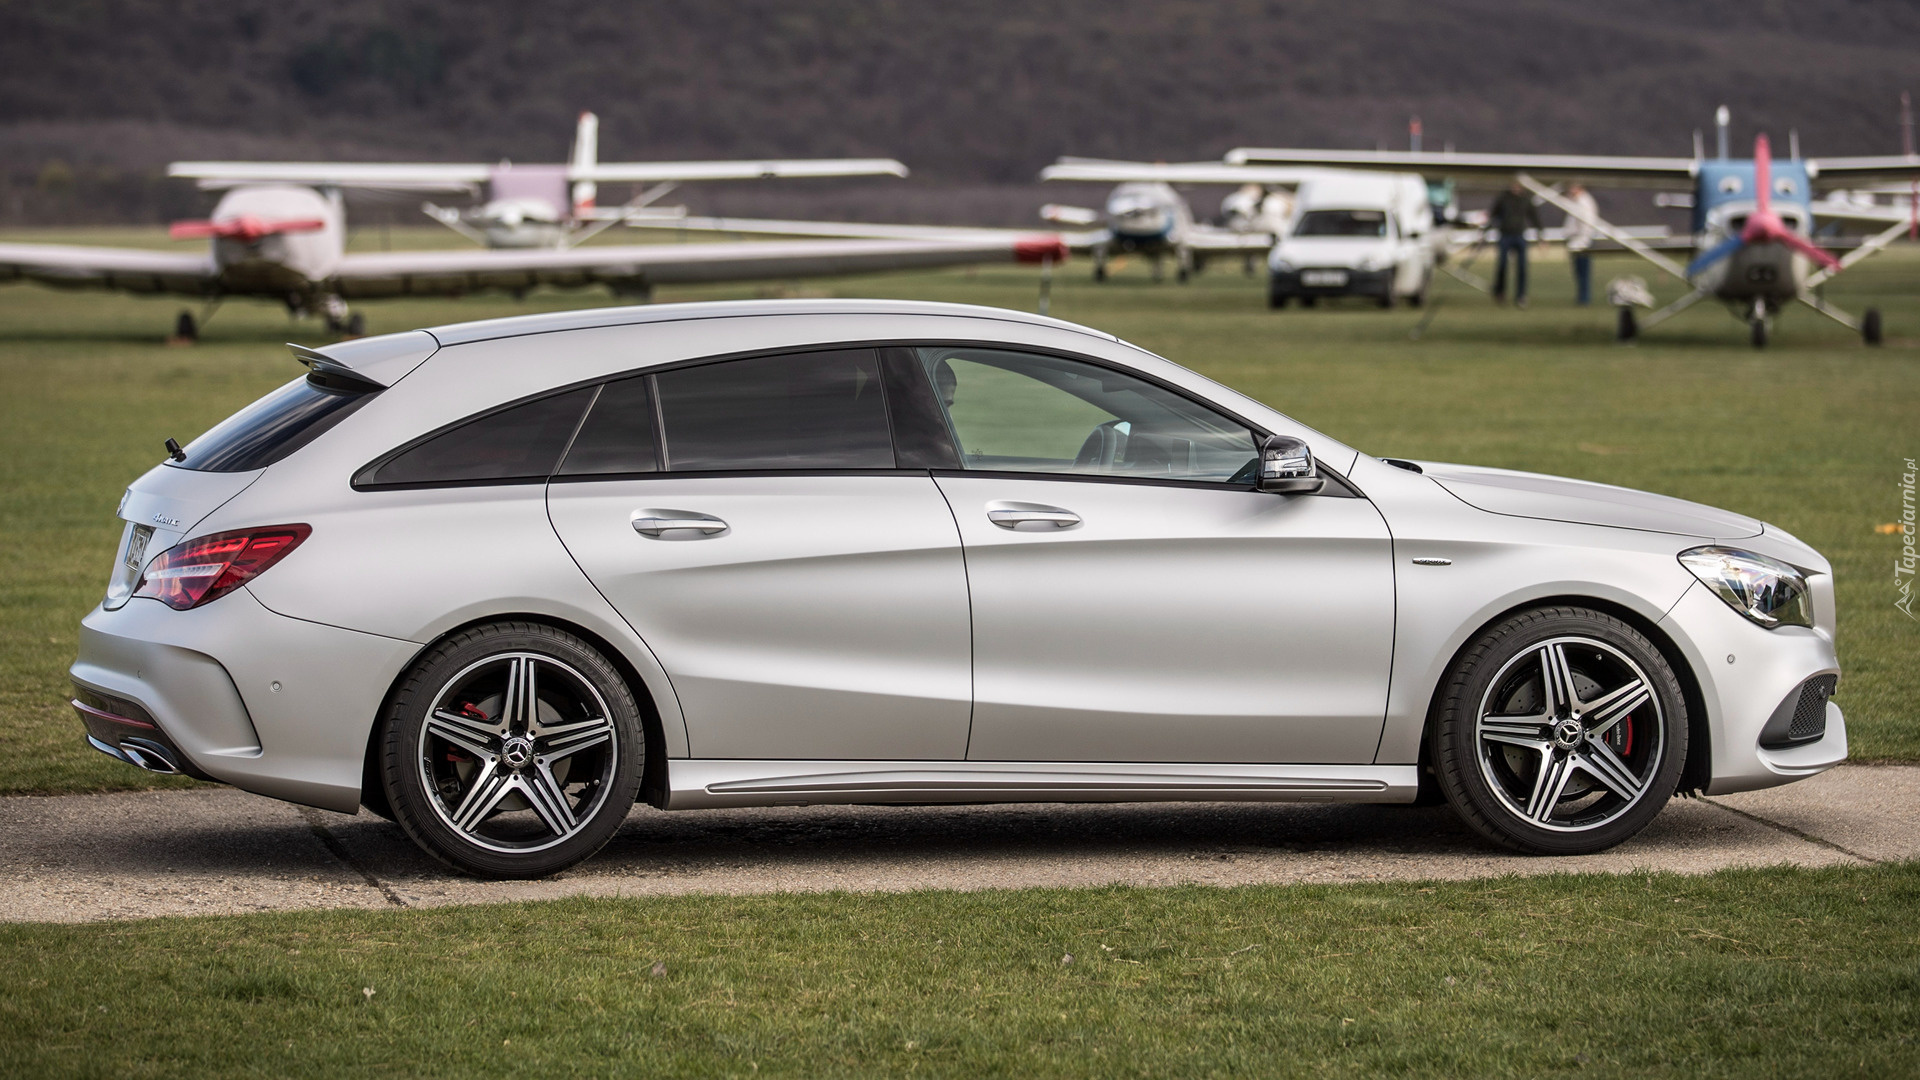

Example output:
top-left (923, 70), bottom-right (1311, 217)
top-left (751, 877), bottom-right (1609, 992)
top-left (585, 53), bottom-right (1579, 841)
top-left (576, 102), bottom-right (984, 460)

top-left (1431, 607), bottom-right (1687, 855)
top-left (380, 623), bottom-right (644, 878)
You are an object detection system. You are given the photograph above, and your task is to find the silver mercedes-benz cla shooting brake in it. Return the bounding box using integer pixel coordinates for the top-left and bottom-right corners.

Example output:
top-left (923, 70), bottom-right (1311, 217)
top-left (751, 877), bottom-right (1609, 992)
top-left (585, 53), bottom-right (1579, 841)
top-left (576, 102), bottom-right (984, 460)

top-left (72, 300), bottom-right (1846, 878)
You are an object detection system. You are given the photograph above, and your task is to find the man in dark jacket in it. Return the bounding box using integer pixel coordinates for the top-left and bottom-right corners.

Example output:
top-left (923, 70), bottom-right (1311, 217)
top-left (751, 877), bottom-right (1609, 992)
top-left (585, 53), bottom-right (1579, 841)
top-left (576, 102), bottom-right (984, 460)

top-left (1488, 181), bottom-right (1542, 307)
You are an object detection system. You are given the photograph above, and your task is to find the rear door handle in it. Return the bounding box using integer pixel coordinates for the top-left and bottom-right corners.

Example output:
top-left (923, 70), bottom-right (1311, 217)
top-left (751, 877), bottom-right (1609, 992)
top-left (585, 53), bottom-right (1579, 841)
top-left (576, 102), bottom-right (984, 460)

top-left (987, 504), bottom-right (1081, 530)
top-left (632, 509), bottom-right (729, 538)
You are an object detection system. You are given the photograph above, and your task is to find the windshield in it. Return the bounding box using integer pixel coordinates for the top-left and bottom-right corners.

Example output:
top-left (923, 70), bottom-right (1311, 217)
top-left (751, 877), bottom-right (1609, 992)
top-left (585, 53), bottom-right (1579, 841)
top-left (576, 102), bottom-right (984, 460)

top-left (177, 372), bottom-right (378, 472)
top-left (1294, 209), bottom-right (1388, 237)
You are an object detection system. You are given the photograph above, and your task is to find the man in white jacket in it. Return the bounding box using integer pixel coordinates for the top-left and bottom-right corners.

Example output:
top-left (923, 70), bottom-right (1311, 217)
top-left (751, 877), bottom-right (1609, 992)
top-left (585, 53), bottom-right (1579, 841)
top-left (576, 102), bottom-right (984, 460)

top-left (1564, 183), bottom-right (1599, 305)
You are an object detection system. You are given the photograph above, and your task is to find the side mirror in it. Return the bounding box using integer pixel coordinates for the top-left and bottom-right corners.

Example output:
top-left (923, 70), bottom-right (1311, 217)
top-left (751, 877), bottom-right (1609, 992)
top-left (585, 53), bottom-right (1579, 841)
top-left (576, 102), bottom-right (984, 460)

top-left (1257, 434), bottom-right (1324, 495)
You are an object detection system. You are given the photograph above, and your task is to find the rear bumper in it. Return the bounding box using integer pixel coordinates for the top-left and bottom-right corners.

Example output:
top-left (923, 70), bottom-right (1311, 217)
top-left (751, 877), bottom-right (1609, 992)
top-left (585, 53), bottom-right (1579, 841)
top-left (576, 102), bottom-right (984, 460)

top-left (71, 589), bottom-right (419, 813)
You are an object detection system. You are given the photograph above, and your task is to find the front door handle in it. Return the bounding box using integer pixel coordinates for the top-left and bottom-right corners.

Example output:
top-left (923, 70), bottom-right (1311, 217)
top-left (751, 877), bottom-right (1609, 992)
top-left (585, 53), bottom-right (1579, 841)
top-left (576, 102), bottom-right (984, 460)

top-left (987, 504), bottom-right (1081, 531)
top-left (632, 509), bottom-right (729, 539)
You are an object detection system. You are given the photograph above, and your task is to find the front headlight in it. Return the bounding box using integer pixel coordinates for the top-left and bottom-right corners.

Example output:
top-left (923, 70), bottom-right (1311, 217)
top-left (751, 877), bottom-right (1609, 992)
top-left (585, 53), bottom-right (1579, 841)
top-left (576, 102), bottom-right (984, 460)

top-left (1269, 258), bottom-right (1294, 273)
top-left (1678, 546), bottom-right (1813, 629)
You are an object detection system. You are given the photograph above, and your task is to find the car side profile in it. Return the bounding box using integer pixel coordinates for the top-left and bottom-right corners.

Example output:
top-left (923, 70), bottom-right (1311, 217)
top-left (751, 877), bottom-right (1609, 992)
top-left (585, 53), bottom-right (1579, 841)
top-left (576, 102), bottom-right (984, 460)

top-left (72, 299), bottom-right (1846, 878)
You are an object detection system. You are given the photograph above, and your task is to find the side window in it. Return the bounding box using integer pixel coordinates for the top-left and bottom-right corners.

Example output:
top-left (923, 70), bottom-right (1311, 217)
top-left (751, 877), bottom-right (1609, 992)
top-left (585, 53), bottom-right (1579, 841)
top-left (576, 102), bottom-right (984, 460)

top-left (655, 349), bottom-right (893, 471)
top-left (359, 386), bottom-right (595, 487)
top-left (919, 347), bottom-right (1258, 483)
top-left (558, 375), bottom-right (658, 477)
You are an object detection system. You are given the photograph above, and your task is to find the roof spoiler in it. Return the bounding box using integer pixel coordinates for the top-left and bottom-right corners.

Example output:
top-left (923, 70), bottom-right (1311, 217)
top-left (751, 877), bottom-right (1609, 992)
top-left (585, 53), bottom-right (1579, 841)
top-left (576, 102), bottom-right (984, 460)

top-left (287, 343), bottom-right (388, 392)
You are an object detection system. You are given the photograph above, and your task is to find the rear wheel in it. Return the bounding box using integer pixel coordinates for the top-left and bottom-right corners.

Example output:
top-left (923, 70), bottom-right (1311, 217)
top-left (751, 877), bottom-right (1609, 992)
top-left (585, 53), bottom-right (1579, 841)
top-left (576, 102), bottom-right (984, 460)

top-left (172, 311), bottom-right (198, 342)
top-left (1615, 307), bottom-right (1638, 341)
top-left (380, 622), bottom-right (644, 879)
top-left (1430, 607), bottom-right (1686, 855)
top-left (1863, 307), bottom-right (1883, 346)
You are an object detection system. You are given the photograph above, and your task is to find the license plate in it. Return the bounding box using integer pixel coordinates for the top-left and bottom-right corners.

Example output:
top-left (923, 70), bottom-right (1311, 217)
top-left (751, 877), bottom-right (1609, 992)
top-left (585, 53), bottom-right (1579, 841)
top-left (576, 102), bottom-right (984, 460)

top-left (124, 524), bottom-right (153, 572)
top-left (1301, 270), bottom-right (1348, 287)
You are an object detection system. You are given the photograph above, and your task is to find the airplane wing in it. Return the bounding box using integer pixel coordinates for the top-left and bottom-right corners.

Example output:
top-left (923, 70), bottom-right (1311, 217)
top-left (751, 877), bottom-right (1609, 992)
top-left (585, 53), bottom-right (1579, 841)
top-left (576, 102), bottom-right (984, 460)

top-left (0, 242), bottom-right (217, 296)
top-left (329, 235), bottom-right (1067, 299)
top-left (1806, 155), bottom-right (1920, 187)
top-left (1183, 227), bottom-right (1278, 253)
top-left (1039, 160), bottom-right (1339, 186)
top-left (1226, 148), bottom-right (1696, 189)
top-left (617, 214), bottom-right (1109, 252)
top-left (574, 159), bottom-right (909, 182)
top-left (168, 162), bottom-right (489, 192)
top-left (1808, 198), bottom-right (1916, 225)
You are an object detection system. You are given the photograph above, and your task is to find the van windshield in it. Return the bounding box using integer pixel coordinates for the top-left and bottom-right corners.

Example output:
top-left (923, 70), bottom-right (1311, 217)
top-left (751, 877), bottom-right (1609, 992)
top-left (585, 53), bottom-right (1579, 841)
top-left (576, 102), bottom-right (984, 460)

top-left (1294, 209), bottom-right (1387, 237)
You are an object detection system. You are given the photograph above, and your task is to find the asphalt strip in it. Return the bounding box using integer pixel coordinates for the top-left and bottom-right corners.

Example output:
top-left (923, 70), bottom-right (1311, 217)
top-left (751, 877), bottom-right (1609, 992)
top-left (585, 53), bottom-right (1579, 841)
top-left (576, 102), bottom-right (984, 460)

top-left (1, 765), bottom-right (1912, 924)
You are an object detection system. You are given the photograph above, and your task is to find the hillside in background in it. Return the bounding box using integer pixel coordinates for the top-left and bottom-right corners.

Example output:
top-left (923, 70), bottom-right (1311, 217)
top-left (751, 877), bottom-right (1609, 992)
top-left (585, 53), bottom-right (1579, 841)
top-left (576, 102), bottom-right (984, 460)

top-left (3, 0), bottom-right (1916, 225)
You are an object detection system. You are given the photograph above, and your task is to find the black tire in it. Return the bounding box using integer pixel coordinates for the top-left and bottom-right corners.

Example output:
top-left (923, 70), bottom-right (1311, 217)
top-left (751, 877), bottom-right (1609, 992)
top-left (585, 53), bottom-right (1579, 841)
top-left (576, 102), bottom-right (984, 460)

top-left (1863, 307), bottom-right (1883, 346)
top-left (173, 311), bottom-right (198, 341)
top-left (379, 622), bottom-right (645, 879)
top-left (1093, 263), bottom-right (1108, 283)
top-left (1300, 295), bottom-right (1318, 308)
top-left (345, 312), bottom-right (367, 337)
top-left (1429, 606), bottom-right (1687, 856)
top-left (1268, 286), bottom-right (1288, 310)
top-left (1378, 291), bottom-right (1396, 309)
top-left (1615, 307), bottom-right (1638, 342)
top-left (1750, 319), bottom-right (1767, 348)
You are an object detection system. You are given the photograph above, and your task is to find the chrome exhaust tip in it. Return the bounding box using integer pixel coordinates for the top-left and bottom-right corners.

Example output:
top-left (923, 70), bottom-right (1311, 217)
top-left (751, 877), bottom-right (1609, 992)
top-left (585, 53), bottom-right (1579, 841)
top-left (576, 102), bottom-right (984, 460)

top-left (87, 734), bottom-right (182, 775)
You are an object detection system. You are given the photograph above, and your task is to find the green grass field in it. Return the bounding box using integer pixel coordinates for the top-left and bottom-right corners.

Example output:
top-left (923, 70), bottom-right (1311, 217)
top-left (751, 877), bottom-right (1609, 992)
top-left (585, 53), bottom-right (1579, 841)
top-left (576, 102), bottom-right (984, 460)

top-left (3, 228), bottom-right (1915, 794)
top-left (2, 864), bottom-right (1915, 1077)
top-left (2, 228), bottom-right (1918, 1077)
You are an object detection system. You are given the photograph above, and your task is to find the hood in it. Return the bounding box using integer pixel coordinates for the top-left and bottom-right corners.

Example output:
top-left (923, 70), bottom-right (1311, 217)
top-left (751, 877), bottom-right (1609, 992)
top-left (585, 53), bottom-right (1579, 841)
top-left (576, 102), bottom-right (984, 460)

top-left (1417, 461), bottom-right (1763, 539)
top-left (1275, 236), bottom-right (1393, 267)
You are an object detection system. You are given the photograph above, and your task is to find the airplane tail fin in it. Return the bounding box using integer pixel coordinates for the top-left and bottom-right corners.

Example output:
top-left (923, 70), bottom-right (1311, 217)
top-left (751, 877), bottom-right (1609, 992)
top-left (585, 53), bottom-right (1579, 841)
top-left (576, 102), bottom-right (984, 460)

top-left (571, 111), bottom-right (599, 217)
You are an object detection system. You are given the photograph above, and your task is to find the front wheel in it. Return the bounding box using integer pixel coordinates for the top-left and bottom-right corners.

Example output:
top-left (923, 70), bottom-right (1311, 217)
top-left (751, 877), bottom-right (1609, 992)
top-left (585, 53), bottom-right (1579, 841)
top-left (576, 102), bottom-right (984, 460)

top-left (1429, 607), bottom-right (1686, 855)
top-left (379, 622), bottom-right (644, 878)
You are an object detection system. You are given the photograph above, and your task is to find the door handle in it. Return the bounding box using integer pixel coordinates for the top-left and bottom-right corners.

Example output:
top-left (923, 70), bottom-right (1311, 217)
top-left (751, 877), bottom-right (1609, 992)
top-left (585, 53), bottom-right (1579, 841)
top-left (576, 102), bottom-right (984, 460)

top-left (987, 505), bottom-right (1081, 530)
top-left (632, 509), bottom-right (729, 538)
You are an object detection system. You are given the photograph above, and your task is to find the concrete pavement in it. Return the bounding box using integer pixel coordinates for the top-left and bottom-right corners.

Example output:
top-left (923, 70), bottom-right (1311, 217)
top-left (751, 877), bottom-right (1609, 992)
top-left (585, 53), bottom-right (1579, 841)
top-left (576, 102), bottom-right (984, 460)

top-left (1, 764), bottom-right (1911, 923)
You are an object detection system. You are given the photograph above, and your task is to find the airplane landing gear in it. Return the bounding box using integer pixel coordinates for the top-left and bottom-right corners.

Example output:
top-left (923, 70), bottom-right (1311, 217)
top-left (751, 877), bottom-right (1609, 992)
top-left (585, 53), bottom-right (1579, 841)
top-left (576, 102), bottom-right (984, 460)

top-left (1091, 244), bottom-right (1109, 283)
top-left (1750, 319), bottom-right (1768, 348)
top-left (1863, 307), bottom-right (1883, 346)
top-left (1615, 307), bottom-right (1638, 342)
top-left (1150, 254), bottom-right (1165, 284)
top-left (170, 311), bottom-right (198, 344)
top-left (321, 295), bottom-right (365, 338)
top-left (1175, 248), bottom-right (1194, 285)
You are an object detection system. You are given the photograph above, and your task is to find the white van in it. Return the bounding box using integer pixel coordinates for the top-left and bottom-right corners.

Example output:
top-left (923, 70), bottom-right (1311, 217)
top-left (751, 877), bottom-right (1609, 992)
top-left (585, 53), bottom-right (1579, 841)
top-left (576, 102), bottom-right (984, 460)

top-left (1267, 173), bottom-right (1435, 308)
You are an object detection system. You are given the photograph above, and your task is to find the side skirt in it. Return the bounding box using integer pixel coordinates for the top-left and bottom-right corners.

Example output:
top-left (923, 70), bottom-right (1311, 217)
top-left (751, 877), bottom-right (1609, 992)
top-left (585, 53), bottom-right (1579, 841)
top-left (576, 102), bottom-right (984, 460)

top-left (665, 760), bottom-right (1418, 810)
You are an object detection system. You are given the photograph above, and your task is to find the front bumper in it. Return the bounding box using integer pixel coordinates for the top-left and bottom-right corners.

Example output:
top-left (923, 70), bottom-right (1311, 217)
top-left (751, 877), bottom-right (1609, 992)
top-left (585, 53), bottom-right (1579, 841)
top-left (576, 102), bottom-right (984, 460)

top-left (1270, 267), bottom-right (1395, 298)
top-left (72, 588), bottom-right (419, 813)
top-left (1659, 582), bottom-right (1847, 795)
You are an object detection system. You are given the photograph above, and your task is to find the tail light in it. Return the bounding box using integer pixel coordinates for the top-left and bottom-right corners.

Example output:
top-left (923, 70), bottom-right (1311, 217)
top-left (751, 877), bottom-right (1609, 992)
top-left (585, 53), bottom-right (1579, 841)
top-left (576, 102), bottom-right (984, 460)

top-left (133, 524), bottom-right (311, 610)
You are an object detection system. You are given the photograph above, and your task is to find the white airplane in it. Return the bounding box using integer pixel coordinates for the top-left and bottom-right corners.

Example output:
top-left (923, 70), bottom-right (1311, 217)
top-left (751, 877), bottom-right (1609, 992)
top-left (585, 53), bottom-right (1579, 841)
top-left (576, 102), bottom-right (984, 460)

top-left (1228, 106), bottom-right (1920, 346)
top-left (617, 159), bottom-right (1330, 284)
top-left (0, 180), bottom-right (1066, 339)
top-left (169, 112), bottom-right (912, 251)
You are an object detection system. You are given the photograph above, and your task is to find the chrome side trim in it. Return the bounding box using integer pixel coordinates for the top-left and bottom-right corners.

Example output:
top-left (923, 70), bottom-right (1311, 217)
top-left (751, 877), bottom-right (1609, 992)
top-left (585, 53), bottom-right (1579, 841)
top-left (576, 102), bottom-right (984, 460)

top-left (666, 760), bottom-right (1418, 810)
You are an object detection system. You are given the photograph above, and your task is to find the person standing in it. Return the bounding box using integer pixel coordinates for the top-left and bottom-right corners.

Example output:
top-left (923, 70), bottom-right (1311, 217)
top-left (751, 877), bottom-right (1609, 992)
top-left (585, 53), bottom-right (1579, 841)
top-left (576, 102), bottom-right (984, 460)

top-left (1564, 182), bottom-right (1599, 305)
top-left (1488, 181), bottom-right (1541, 307)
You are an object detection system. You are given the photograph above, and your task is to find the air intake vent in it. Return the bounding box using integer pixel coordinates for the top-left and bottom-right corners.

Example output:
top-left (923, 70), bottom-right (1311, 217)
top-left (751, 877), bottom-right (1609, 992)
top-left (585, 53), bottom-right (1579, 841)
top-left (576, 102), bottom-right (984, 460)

top-left (1785, 675), bottom-right (1836, 744)
top-left (1760, 674), bottom-right (1836, 749)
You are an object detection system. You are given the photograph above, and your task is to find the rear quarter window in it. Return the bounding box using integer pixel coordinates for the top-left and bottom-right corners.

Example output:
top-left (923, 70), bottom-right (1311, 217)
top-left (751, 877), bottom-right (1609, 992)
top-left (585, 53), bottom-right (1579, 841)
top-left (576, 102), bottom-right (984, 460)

top-left (177, 371), bottom-right (379, 473)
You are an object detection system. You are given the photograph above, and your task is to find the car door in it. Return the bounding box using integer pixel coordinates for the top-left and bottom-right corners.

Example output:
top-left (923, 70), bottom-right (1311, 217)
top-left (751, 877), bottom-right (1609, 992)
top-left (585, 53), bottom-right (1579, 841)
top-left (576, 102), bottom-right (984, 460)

top-left (918, 345), bottom-right (1396, 764)
top-left (545, 348), bottom-right (973, 760)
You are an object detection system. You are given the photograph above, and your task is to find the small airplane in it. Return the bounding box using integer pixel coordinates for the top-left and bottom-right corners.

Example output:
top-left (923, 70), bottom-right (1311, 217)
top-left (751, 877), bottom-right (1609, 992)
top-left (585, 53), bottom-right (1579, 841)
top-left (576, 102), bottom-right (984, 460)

top-left (0, 172), bottom-right (1065, 341)
top-left (616, 159), bottom-right (1329, 284)
top-left (169, 112), bottom-right (912, 251)
top-left (1228, 106), bottom-right (1920, 346)
top-left (1034, 159), bottom-right (1342, 282)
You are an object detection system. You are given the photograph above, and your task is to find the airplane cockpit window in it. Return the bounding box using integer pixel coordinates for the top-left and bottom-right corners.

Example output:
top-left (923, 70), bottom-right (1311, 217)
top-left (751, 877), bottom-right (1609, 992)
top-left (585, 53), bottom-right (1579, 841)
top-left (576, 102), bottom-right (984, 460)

top-left (1718, 176), bottom-right (1744, 194)
top-left (1775, 178), bottom-right (1797, 196)
top-left (1293, 210), bottom-right (1388, 237)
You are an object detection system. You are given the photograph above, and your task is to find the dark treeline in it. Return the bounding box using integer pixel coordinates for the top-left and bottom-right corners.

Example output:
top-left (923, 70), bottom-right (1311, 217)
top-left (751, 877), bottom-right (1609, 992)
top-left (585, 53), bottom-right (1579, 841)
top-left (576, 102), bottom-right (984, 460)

top-left (3, 0), bottom-right (1916, 224)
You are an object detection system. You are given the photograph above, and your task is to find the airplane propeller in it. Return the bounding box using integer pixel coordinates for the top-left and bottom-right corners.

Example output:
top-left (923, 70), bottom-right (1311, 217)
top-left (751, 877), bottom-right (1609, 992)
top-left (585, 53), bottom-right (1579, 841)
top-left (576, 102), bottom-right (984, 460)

top-left (168, 216), bottom-right (327, 243)
top-left (1685, 134), bottom-right (1840, 277)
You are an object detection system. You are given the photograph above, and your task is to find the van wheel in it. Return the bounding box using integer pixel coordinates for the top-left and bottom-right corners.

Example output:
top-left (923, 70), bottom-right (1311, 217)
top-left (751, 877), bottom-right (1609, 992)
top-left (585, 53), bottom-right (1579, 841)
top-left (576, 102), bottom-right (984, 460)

top-left (1429, 607), bottom-right (1686, 855)
top-left (379, 622), bottom-right (644, 879)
